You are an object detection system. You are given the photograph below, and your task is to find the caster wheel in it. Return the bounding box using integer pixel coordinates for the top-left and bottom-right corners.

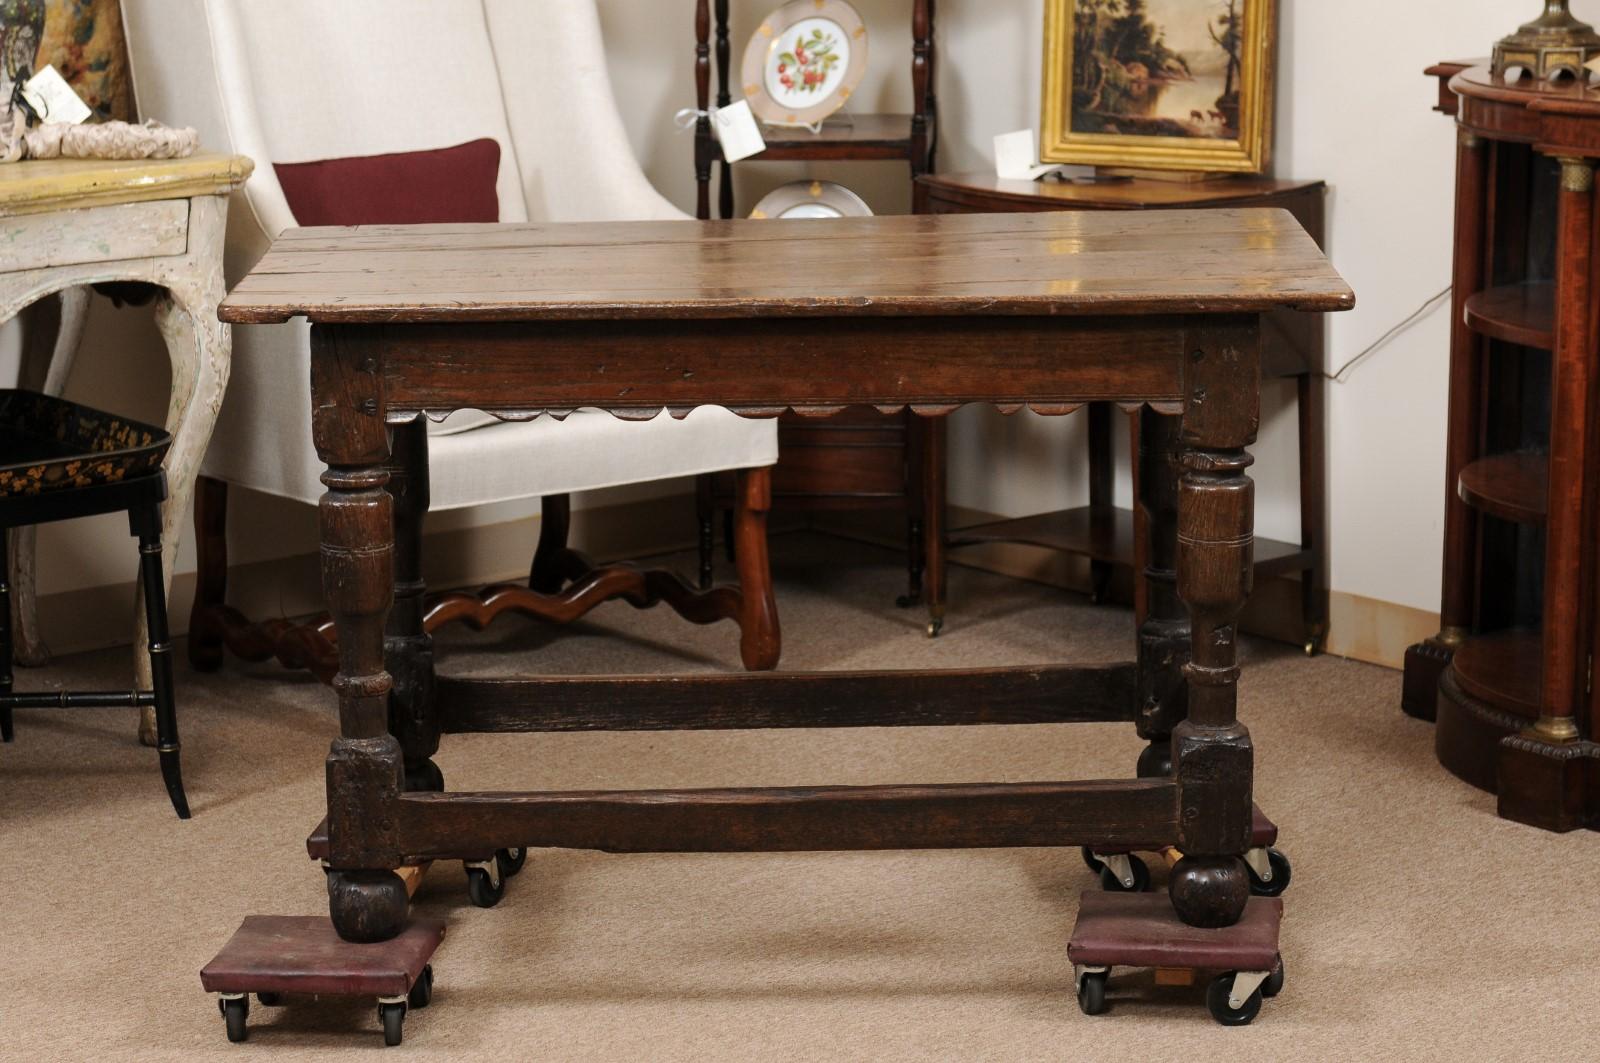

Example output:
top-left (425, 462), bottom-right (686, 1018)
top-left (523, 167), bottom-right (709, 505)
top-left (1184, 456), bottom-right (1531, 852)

top-left (1099, 854), bottom-right (1151, 893)
top-left (1080, 847), bottom-right (1104, 875)
top-left (926, 618), bottom-right (944, 638)
top-left (466, 864), bottom-right (505, 908)
top-left (1304, 639), bottom-right (1317, 657)
top-left (1262, 955), bottom-right (1285, 999)
top-left (1206, 973), bottom-right (1263, 1026)
top-left (379, 1001), bottom-right (406, 1047)
top-left (1247, 848), bottom-right (1292, 897)
top-left (256, 992), bottom-right (283, 1007)
top-left (408, 965), bottom-right (434, 1010)
top-left (1077, 970), bottom-right (1108, 1016)
top-left (497, 847), bottom-right (527, 878)
top-left (220, 997), bottom-right (249, 1043)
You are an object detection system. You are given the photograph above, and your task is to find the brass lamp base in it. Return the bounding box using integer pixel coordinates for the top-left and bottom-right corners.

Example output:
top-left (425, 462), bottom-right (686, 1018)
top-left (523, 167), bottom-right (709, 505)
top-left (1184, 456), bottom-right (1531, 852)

top-left (1493, 1), bottom-right (1600, 79)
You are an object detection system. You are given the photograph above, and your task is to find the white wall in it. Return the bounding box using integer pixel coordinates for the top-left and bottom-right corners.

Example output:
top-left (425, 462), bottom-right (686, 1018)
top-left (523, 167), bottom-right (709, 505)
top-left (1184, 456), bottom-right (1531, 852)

top-left (602, 0), bottom-right (1514, 615)
top-left (21, 0), bottom-right (1532, 641)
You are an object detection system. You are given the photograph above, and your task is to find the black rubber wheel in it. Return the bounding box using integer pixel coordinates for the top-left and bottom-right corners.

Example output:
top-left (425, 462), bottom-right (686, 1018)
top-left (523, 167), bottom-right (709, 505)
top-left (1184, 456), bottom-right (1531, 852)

top-left (1099, 853), bottom-right (1151, 893)
top-left (1262, 955), bottom-right (1285, 999)
top-left (408, 965), bottom-right (434, 1010)
top-left (497, 847), bottom-right (527, 878)
top-left (1077, 970), bottom-right (1108, 1016)
top-left (1247, 848), bottom-right (1292, 897)
top-left (1081, 847), bottom-right (1105, 875)
top-left (1206, 973), bottom-right (1263, 1026)
top-left (466, 865), bottom-right (505, 908)
top-left (221, 997), bottom-right (249, 1043)
top-left (255, 992), bottom-right (283, 1007)
top-left (380, 1002), bottom-right (406, 1047)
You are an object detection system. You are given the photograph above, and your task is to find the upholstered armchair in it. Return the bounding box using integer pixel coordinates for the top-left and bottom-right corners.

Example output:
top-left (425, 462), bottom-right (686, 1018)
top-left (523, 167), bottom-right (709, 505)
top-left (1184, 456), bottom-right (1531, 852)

top-left (120, 0), bottom-right (781, 673)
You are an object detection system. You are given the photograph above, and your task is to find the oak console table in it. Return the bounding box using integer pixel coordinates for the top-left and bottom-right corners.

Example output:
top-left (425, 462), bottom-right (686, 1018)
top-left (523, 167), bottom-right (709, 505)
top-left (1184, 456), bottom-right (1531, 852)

top-left (218, 212), bottom-right (1351, 948)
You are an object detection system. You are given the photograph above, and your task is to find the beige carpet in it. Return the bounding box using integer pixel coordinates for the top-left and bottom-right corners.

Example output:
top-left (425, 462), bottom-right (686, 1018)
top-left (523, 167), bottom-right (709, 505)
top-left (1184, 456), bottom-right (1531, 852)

top-left (3, 533), bottom-right (1596, 1061)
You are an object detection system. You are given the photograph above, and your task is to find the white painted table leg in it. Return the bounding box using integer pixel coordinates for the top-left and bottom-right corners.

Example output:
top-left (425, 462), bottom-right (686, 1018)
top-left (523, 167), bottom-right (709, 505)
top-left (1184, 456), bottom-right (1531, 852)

top-left (136, 197), bottom-right (231, 745)
top-left (7, 285), bottom-right (91, 668)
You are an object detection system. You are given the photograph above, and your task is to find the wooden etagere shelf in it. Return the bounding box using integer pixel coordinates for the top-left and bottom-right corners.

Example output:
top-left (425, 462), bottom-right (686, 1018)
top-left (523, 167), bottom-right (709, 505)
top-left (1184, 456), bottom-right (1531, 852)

top-left (1403, 60), bottom-right (1600, 833)
top-left (693, 0), bottom-right (944, 629)
top-left (692, 0), bottom-right (938, 220)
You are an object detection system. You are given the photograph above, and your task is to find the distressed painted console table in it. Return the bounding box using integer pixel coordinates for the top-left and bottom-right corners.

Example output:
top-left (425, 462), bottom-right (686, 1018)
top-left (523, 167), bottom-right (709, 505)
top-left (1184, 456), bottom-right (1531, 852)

top-left (219, 211), bottom-right (1352, 946)
top-left (2, 153), bottom-right (252, 743)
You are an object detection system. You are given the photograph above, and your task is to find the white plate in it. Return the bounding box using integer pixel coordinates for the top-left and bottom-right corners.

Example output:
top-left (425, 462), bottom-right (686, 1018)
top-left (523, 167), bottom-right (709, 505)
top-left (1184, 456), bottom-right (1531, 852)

top-left (749, 180), bottom-right (873, 219)
top-left (741, 0), bottom-right (868, 128)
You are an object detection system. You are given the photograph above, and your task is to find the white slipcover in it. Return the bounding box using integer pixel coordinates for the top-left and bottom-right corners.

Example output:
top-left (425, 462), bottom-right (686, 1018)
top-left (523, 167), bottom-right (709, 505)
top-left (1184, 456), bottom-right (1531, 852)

top-left (120, 0), bottom-right (775, 510)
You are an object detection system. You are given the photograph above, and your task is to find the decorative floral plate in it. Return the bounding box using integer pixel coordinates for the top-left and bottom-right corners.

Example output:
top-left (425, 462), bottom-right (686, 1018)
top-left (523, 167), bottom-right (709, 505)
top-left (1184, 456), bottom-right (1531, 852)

top-left (741, 0), bottom-right (868, 128)
top-left (749, 179), bottom-right (872, 220)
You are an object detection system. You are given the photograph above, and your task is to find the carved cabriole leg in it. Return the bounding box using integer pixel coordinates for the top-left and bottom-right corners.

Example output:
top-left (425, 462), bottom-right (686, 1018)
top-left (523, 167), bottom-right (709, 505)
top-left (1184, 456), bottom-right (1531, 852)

top-left (312, 325), bottom-right (407, 943)
top-left (187, 476), bottom-right (229, 670)
top-left (136, 195), bottom-right (233, 745)
top-left (386, 418), bottom-right (441, 795)
top-left (1135, 410), bottom-right (1188, 780)
top-left (9, 285), bottom-right (91, 669)
top-left (734, 467), bottom-right (780, 671)
top-left (1169, 316), bottom-right (1259, 929)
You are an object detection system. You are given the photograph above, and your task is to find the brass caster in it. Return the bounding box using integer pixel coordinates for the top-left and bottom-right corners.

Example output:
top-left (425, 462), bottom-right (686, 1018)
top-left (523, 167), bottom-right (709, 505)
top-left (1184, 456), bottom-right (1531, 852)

top-left (1303, 639), bottom-right (1317, 658)
top-left (926, 618), bottom-right (944, 638)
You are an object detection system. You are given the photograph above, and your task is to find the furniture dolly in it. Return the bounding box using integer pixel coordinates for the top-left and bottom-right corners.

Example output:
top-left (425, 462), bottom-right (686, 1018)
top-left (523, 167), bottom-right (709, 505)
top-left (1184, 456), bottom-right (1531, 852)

top-left (1068, 892), bottom-right (1285, 1025)
top-left (200, 915), bottom-right (443, 1046)
top-left (218, 213), bottom-right (1350, 986)
top-left (307, 817), bottom-right (529, 909)
top-left (1083, 802), bottom-right (1290, 896)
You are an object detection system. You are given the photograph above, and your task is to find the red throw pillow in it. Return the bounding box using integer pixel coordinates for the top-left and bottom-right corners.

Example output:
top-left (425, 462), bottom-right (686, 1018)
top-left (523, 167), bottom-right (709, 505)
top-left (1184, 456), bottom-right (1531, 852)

top-left (273, 138), bottom-right (501, 226)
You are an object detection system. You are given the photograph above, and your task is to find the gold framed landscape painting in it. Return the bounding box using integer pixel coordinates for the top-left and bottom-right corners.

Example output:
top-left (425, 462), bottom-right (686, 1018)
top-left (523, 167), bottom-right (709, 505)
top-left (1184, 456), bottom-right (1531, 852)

top-left (1041, 0), bottom-right (1276, 173)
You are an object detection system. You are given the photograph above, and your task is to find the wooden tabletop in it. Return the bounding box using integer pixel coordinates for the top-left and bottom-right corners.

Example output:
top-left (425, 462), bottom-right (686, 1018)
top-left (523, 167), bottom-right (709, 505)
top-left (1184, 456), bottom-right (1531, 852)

top-left (0, 152), bottom-right (253, 217)
top-left (219, 210), bottom-right (1354, 326)
top-left (918, 173), bottom-right (1324, 210)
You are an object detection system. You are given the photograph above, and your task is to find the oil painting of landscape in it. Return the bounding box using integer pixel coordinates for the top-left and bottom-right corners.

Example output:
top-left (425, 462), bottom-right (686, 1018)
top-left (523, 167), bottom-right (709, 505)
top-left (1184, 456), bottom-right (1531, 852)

top-left (1041, 0), bottom-right (1274, 173)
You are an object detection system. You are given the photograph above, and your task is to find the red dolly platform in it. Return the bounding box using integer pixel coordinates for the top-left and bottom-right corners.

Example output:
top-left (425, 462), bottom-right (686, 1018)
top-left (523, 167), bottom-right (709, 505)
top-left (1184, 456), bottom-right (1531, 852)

top-left (1083, 803), bottom-right (1291, 896)
top-left (200, 916), bottom-right (444, 1045)
top-left (1068, 893), bottom-right (1285, 1025)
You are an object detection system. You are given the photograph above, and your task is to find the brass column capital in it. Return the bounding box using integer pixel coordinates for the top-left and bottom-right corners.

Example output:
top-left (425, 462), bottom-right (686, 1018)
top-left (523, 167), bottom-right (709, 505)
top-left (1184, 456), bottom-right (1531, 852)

top-left (1558, 156), bottom-right (1595, 193)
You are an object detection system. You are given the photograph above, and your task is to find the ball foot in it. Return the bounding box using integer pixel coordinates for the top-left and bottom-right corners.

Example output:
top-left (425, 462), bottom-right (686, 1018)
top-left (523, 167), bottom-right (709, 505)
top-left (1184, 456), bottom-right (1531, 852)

top-left (1169, 855), bottom-right (1249, 929)
top-left (327, 869), bottom-right (410, 943)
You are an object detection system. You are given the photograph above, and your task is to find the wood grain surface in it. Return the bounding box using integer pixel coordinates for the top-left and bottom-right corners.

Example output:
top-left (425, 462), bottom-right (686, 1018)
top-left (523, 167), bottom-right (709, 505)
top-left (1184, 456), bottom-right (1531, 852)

top-left (219, 210), bottom-right (1354, 324)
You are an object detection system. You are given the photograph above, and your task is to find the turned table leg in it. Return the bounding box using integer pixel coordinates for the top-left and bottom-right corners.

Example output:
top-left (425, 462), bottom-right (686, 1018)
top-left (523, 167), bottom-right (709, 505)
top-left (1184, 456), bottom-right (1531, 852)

top-left (312, 326), bottom-right (408, 943)
top-left (1170, 318), bottom-right (1259, 930)
top-left (1135, 410), bottom-right (1188, 781)
top-left (386, 418), bottom-right (442, 794)
top-left (735, 467), bottom-right (781, 671)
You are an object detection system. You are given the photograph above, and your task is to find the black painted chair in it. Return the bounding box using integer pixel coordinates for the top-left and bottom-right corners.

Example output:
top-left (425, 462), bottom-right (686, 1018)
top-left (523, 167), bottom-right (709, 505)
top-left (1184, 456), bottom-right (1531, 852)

top-left (0, 390), bottom-right (189, 818)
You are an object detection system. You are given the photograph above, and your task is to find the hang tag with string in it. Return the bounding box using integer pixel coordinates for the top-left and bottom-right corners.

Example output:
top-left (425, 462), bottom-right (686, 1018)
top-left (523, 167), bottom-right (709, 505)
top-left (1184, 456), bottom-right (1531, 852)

top-left (19, 65), bottom-right (91, 126)
top-left (676, 100), bottom-right (766, 163)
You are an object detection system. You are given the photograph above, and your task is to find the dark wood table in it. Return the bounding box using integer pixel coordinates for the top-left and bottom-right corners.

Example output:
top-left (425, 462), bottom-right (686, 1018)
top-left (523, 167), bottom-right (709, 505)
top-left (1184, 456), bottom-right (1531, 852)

top-left (219, 212), bottom-right (1352, 947)
top-left (921, 173), bottom-right (1330, 652)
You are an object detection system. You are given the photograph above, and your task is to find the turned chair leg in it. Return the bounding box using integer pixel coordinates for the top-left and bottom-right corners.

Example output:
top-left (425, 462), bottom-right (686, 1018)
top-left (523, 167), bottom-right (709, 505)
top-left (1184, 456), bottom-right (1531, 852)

top-left (734, 467), bottom-right (780, 671)
top-left (1, 529), bottom-right (13, 744)
top-left (529, 493), bottom-right (574, 594)
top-left (188, 476), bottom-right (228, 672)
top-left (132, 501), bottom-right (190, 820)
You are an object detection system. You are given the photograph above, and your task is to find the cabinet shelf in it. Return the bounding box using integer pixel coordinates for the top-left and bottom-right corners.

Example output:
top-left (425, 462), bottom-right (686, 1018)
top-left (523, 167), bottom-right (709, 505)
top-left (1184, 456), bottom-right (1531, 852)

top-left (1452, 628), bottom-right (1542, 721)
top-left (718, 114), bottom-right (932, 163)
top-left (1457, 452), bottom-right (1548, 524)
top-left (1463, 282), bottom-right (1554, 350)
top-left (949, 504), bottom-right (1311, 580)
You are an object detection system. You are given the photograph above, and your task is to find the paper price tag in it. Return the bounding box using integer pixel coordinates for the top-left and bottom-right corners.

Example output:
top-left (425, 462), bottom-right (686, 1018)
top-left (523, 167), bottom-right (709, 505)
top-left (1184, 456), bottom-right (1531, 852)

top-left (994, 129), bottom-right (1063, 181)
top-left (21, 65), bottom-right (92, 125)
top-left (714, 100), bottom-right (766, 164)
